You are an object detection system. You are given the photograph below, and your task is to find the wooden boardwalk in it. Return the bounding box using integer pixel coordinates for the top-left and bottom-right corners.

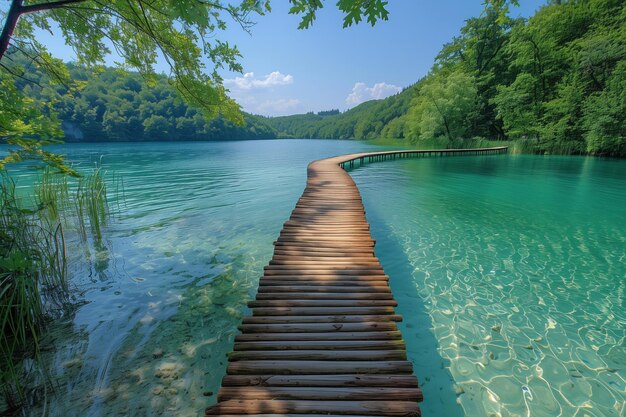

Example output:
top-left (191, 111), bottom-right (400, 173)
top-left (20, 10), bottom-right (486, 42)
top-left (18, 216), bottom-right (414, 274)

top-left (205, 147), bottom-right (508, 417)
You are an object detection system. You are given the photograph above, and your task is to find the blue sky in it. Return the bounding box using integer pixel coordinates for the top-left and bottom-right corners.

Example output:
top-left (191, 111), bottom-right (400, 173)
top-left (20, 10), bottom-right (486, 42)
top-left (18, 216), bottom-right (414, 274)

top-left (13, 1), bottom-right (547, 116)
top-left (217, 1), bottom-right (546, 116)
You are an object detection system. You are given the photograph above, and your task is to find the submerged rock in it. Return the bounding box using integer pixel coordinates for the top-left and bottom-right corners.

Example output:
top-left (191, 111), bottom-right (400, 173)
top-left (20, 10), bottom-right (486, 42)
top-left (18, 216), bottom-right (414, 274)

top-left (154, 362), bottom-right (183, 380)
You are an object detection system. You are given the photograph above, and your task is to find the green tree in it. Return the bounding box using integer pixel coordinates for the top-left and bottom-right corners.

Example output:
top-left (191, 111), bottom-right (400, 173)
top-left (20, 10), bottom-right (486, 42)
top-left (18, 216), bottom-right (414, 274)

top-left (0, 76), bottom-right (72, 172)
top-left (494, 0), bottom-right (625, 153)
top-left (405, 70), bottom-right (477, 141)
top-left (435, 0), bottom-right (522, 139)
top-left (493, 72), bottom-right (541, 138)
top-left (583, 61), bottom-right (626, 155)
top-left (1, 0), bottom-right (390, 169)
top-left (142, 114), bottom-right (169, 138)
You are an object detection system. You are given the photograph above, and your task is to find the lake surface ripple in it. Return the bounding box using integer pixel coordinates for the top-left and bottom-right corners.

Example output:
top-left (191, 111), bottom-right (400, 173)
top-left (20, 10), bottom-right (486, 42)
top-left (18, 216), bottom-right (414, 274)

top-left (351, 154), bottom-right (626, 417)
top-left (5, 141), bottom-right (624, 417)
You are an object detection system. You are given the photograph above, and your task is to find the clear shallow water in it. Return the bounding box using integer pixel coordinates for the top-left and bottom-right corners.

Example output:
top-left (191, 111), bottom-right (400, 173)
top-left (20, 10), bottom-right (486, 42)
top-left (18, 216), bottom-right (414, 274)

top-left (4, 140), bottom-right (396, 416)
top-left (2, 142), bottom-right (624, 417)
top-left (350, 155), bottom-right (626, 417)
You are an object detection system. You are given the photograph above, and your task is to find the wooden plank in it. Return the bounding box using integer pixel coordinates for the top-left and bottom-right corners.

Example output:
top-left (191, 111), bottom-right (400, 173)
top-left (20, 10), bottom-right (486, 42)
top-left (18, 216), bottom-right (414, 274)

top-left (238, 322), bottom-right (397, 333)
top-left (263, 265), bottom-right (385, 271)
top-left (258, 281), bottom-right (390, 288)
top-left (241, 315), bottom-right (402, 324)
top-left (268, 262), bottom-right (383, 268)
top-left (273, 242), bottom-right (376, 248)
top-left (264, 262), bottom-right (382, 268)
top-left (282, 222), bottom-right (370, 229)
top-left (232, 339), bottom-right (406, 351)
top-left (289, 219), bottom-right (366, 222)
top-left (263, 269), bottom-right (386, 276)
top-left (272, 252), bottom-right (379, 262)
top-left (250, 306), bottom-right (396, 316)
top-left (259, 275), bottom-right (389, 281)
top-left (273, 243), bottom-right (376, 249)
top-left (234, 331), bottom-right (403, 342)
top-left (278, 233), bottom-right (373, 238)
top-left (226, 360), bottom-right (414, 375)
top-left (273, 249), bottom-right (375, 254)
top-left (266, 258), bottom-right (379, 264)
top-left (291, 208), bottom-right (365, 214)
top-left (272, 251), bottom-right (376, 257)
top-left (227, 350), bottom-right (407, 361)
top-left (217, 386), bottom-right (423, 402)
top-left (247, 299), bottom-right (397, 308)
top-left (256, 282), bottom-right (389, 288)
top-left (205, 400), bottom-right (421, 417)
top-left (207, 414), bottom-right (412, 417)
top-left (221, 374), bottom-right (418, 389)
top-left (269, 256), bottom-right (380, 268)
top-left (256, 285), bottom-right (391, 293)
top-left (254, 292), bottom-right (395, 301)
top-left (278, 233), bottom-right (371, 238)
top-left (282, 220), bottom-right (370, 229)
top-left (287, 216), bottom-right (368, 222)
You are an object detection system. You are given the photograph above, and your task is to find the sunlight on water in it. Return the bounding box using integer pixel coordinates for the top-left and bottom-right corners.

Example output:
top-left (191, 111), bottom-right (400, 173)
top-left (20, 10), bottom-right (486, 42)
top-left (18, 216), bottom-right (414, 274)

top-left (3, 142), bottom-right (624, 417)
top-left (351, 154), bottom-right (626, 417)
top-left (4, 140), bottom-right (390, 417)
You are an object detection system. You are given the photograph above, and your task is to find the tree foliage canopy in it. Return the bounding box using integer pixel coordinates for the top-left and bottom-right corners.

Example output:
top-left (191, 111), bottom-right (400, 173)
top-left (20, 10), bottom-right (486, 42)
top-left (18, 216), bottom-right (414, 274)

top-left (288, 0), bottom-right (389, 29)
top-left (268, 0), bottom-right (626, 156)
top-left (12, 57), bottom-right (278, 142)
top-left (404, 70), bottom-right (477, 141)
top-left (0, 0), bottom-right (390, 171)
top-left (3, 0), bottom-right (624, 156)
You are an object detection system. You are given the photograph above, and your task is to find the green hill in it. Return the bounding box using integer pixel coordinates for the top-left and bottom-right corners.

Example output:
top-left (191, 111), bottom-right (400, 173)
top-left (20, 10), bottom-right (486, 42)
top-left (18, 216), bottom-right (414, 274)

top-left (12, 0), bottom-right (625, 156)
top-left (267, 0), bottom-right (625, 156)
top-left (268, 84), bottom-right (417, 140)
top-left (16, 61), bottom-right (278, 142)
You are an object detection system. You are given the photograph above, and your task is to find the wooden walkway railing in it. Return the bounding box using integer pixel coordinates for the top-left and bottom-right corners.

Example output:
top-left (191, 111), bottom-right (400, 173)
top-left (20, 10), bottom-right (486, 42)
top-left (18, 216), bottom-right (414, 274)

top-left (205, 146), bottom-right (508, 417)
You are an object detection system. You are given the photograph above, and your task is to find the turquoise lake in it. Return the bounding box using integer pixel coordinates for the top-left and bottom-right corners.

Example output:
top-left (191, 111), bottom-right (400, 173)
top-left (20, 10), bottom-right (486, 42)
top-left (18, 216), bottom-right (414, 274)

top-left (3, 140), bottom-right (625, 417)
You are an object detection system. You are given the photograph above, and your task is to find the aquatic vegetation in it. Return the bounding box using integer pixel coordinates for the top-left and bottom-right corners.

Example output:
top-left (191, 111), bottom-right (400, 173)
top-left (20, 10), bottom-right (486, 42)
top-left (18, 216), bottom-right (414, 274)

top-left (75, 167), bottom-right (109, 241)
top-left (3, 140), bottom-right (623, 417)
top-left (0, 167), bottom-right (114, 411)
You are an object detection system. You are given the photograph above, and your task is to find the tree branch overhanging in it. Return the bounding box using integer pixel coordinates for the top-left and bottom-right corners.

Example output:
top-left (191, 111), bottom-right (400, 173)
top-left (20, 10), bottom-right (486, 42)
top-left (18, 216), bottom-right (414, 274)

top-left (0, 0), bottom-right (24, 60)
top-left (21, 0), bottom-right (87, 14)
top-left (0, 0), bottom-right (87, 60)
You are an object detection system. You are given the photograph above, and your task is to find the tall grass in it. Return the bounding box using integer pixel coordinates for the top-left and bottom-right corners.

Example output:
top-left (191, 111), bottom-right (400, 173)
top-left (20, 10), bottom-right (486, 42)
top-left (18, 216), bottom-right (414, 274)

top-left (76, 167), bottom-right (109, 241)
top-left (0, 167), bottom-right (114, 411)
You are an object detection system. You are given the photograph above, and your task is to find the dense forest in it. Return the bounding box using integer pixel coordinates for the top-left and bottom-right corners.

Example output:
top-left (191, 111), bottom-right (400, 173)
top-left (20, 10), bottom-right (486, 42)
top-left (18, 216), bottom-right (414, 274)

top-left (267, 87), bottom-right (416, 140)
top-left (11, 0), bottom-right (625, 155)
top-left (268, 0), bottom-right (625, 156)
top-left (16, 61), bottom-right (277, 142)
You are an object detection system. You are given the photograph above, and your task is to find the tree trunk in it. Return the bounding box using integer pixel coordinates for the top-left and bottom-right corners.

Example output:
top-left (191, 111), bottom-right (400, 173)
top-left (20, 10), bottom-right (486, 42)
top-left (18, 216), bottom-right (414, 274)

top-left (0, 0), bottom-right (87, 61)
top-left (430, 95), bottom-right (453, 141)
top-left (0, 0), bottom-right (24, 61)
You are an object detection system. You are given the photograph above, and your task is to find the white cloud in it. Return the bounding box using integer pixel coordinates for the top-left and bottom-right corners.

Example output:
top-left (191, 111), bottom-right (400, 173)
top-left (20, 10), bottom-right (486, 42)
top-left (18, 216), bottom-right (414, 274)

top-left (257, 98), bottom-right (301, 114)
top-left (345, 82), bottom-right (401, 106)
top-left (225, 71), bottom-right (294, 90)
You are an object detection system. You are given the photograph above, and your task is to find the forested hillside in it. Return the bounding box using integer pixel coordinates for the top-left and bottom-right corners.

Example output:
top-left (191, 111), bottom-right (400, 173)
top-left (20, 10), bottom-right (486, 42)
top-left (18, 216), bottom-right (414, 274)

top-left (268, 87), bottom-right (417, 140)
top-left (268, 0), bottom-right (625, 156)
top-left (17, 62), bottom-right (277, 142)
top-left (10, 0), bottom-right (624, 155)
